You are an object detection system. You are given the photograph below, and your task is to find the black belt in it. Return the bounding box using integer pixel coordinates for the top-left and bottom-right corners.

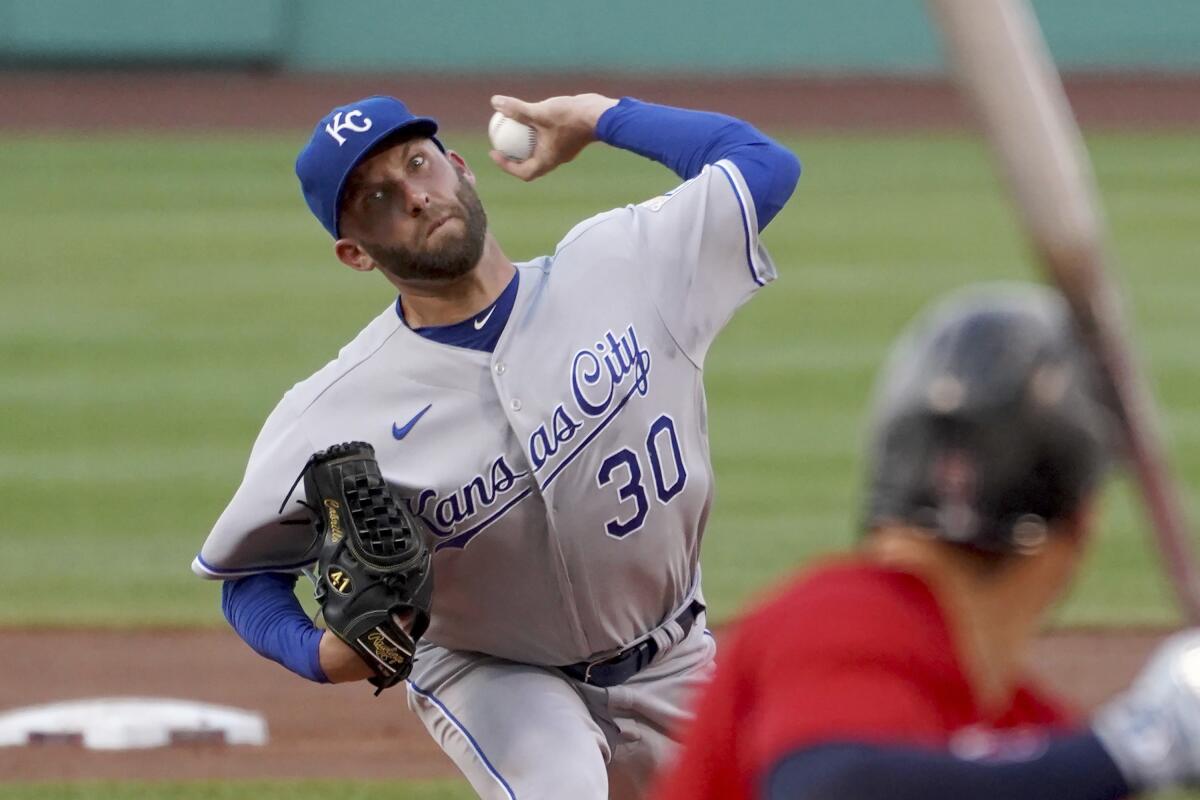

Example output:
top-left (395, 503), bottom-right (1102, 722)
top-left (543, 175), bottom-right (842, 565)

top-left (558, 599), bottom-right (705, 688)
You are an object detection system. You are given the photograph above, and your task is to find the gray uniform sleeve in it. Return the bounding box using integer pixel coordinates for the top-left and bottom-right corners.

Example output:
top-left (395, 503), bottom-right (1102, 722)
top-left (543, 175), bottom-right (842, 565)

top-left (192, 394), bottom-right (321, 579)
top-left (631, 158), bottom-right (777, 366)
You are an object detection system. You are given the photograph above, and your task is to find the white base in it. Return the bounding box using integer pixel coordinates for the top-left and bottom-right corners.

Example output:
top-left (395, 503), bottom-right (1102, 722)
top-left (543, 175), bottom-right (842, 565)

top-left (0, 697), bottom-right (268, 750)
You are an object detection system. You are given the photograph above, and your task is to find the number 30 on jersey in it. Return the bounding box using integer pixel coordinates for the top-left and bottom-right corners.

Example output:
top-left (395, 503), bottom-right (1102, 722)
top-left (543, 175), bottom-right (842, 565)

top-left (596, 414), bottom-right (687, 538)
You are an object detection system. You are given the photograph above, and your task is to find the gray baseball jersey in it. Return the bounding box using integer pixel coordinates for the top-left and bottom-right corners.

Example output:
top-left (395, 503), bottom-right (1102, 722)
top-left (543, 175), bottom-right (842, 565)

top-left (193, 158), bottom-right (774, 666)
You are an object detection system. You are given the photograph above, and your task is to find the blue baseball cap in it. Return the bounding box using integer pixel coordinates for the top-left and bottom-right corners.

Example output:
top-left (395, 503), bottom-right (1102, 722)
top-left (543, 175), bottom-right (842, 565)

top-left (295, 95), bottom-right (441, 238)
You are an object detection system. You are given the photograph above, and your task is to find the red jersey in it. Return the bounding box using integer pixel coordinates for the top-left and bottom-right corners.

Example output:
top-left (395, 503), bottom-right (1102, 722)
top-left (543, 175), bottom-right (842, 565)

top-left (654, 559), bottom-right (1073, 800)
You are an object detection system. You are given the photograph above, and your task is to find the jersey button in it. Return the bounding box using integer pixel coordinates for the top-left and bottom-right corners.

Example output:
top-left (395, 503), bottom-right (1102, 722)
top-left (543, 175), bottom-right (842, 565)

top-left (510, 398), bottom-right (522, 411)
top-left (494, 362), bottom-right (506, 375)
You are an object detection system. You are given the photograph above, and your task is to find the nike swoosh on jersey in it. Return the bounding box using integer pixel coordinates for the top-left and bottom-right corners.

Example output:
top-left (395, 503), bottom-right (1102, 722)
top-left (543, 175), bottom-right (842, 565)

top-left (392, 403), bottom-right (433, 440)
top-left (473, 306), bottom-right (497, 330)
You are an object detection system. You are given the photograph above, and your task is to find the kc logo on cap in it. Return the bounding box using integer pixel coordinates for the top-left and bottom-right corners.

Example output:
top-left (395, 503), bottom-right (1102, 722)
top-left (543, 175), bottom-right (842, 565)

top-left (324, 109), bottom-right (374, 146)
top-left (295, 96), bottom-right (442, 238)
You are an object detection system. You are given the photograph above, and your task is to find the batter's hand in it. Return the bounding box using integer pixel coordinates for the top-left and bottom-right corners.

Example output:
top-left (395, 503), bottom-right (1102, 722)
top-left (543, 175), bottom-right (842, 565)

top-left (1093, 629), bottom-right (1200, 791)
top-left (489, 93), bottom-right (618, 182)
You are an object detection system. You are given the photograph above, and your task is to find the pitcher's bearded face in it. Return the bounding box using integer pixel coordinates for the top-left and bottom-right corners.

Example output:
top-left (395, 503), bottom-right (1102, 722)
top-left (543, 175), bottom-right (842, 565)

top-left (339, 139), bottom-right (489, 282)
top-left (359, 173), bottom-right (487, 282)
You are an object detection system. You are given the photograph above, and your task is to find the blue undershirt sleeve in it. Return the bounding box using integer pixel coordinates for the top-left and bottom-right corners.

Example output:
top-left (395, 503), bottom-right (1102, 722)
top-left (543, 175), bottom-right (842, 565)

top-left (594, 97), bottom-right (800, 230)
top-left (221, 572), bottom-right (328, 684)
top-left (764, 733), bottom-right (1130, 800)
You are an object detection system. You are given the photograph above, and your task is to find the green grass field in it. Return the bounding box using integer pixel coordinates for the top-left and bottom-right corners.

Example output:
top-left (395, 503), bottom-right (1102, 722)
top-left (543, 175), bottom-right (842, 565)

top-left (1, 130), bottom-right (1195, 627)
top-left (0, 129), bottom-right (1197, 797)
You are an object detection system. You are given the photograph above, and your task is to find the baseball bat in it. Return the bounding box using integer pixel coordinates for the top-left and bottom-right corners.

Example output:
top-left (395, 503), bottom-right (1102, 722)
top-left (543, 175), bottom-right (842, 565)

top-left (926, 0), bottom-right (1200, 622)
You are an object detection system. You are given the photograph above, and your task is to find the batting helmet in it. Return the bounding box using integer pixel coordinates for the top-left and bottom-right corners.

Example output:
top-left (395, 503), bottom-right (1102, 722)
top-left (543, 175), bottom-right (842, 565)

top-left (864, 284), bottom-right (1116, 553)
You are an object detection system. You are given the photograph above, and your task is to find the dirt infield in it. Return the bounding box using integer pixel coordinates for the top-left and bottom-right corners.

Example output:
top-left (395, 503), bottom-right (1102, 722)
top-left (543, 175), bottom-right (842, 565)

top-left (1, 71), bottom-right (1199, 132)
top-left (0, 627), bottom-right (1175, 781)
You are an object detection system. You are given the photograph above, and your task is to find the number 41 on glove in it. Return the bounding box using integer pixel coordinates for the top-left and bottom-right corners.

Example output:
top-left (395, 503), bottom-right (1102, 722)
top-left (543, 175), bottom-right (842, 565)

top-left (301, 442), bottom-right (434, 695)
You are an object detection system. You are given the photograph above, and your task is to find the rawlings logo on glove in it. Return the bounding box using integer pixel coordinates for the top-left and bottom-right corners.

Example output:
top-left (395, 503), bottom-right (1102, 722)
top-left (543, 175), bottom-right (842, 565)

top-left (301, 442), bottom-right (433, 695)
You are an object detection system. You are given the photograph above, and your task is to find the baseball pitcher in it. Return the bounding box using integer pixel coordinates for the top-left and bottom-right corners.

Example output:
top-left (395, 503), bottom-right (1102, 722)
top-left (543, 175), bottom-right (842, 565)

top-left (192, 92), bottom-right (800, 798)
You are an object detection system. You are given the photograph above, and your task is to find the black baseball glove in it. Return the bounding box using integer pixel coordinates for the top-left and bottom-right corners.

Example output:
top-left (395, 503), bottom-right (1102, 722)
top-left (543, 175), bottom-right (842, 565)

top-left (302, 442), bottom-right (433, 695)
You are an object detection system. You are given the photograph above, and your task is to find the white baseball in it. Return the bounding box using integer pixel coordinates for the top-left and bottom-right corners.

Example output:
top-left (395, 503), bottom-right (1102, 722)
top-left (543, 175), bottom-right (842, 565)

top-left (488, 112), bottom-right (537, 162)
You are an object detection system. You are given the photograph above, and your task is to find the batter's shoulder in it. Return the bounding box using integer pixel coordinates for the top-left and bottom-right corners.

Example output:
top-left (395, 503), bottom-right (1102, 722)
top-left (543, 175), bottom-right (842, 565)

top-left (738, 558), bottom-right (955, 664)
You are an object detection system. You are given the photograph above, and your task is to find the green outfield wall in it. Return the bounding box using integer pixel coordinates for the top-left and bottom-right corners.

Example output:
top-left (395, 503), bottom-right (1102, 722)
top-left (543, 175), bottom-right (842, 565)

top-left (0, 0), bottom-right (1198, 73)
